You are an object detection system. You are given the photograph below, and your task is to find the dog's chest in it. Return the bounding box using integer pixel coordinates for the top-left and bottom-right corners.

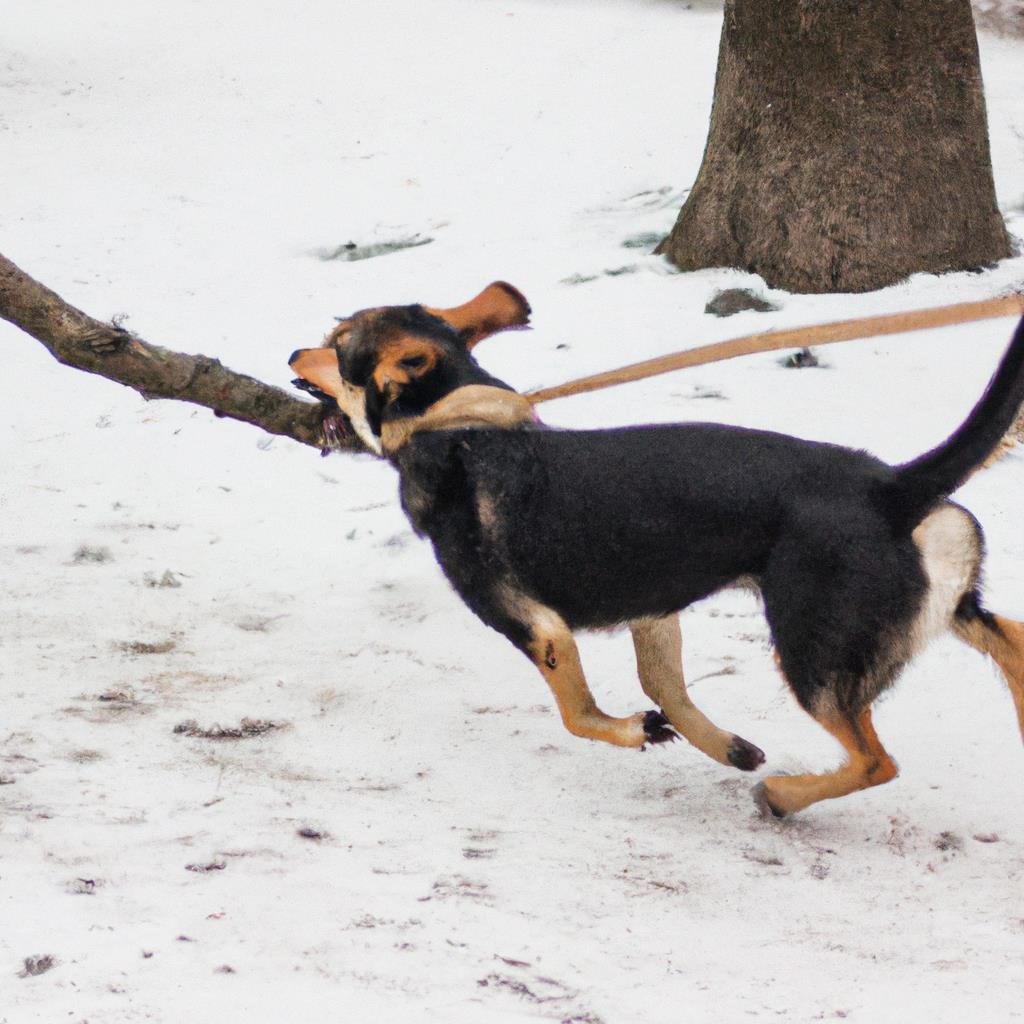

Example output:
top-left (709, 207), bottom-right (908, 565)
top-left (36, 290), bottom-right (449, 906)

top-left (394, 438), bottom-right (481, 540)
top-left (397, 472), bottom-right (431, 533)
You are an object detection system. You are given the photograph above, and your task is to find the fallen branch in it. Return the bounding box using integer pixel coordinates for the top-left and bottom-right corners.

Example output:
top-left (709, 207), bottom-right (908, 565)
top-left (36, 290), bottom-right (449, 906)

top-left (0, 251), bottom-right (362, 452)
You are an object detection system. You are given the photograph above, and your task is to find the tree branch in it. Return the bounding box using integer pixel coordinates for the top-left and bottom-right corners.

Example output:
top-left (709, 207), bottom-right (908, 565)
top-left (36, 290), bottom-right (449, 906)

top-left (4, 249), bottom-right (1020, 459)
top-left (0, 250), bottom-right (365, 453)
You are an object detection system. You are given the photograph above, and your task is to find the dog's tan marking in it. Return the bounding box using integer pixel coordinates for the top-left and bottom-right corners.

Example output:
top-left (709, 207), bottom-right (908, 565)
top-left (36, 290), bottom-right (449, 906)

top-left (910, 504), bottom-right (983, 655)
top-left (981, 435), bottom-right (1019, 469)
top-left (758, 706), bottom-right (899, 817)
top-left (499, 595), bottom-right (651, 748)
top-left (289, 347), bottom-right (344, 394)
top-left (289, 344), bottom-right (383, 454)
top-left (371, 338), bottom-right (443, 393)
top-left (954, 613), bottom-right (1024, 740)
top-left (475, 491), bottom-right (500, 542)
top-left (426, 282), bottom-right (530, 349)
top-left (380, 385), bottom-right (536, 453)
top-left (630, 616), bottom-right (745, 766)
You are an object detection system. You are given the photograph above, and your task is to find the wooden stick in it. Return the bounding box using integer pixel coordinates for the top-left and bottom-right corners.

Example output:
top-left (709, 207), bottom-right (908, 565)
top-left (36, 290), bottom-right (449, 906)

top-left (526, 293), bottom-right (1024, 405)
top-left (0, 250), bottom-right (364, 452)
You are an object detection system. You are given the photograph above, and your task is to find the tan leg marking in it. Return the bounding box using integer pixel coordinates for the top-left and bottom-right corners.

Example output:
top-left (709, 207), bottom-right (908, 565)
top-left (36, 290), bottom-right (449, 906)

top-left (527, 608), bottom-right (652, 748)
top-left (954, 613), bottom-right (1024, 740)
top-left (980, 434), bottom-right (1020, 470)
top-left (630, 617), bottom-right (764, 769)
top-left (757, 706), bottom-right (898, 817)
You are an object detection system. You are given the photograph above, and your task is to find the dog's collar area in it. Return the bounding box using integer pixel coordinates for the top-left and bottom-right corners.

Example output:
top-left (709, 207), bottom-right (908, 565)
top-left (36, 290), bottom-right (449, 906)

top-left (381, 384), bottom-right (537, 452)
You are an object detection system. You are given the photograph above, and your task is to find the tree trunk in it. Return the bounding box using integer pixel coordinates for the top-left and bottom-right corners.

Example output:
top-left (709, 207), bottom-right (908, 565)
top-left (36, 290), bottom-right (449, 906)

top-left (657, 0), bottom-right (1011, 293)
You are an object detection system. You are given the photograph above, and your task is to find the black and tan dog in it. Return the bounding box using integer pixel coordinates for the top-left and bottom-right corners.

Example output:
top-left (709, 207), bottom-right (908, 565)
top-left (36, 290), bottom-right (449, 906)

top-left (290, 284), bottom-right (1024, 817)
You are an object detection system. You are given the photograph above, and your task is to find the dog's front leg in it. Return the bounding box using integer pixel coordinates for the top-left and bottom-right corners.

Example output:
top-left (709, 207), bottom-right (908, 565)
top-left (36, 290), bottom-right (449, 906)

top-left (630, 616), bottom-right (765, 771)
top-left (524, 606), bottom-right (676, 749)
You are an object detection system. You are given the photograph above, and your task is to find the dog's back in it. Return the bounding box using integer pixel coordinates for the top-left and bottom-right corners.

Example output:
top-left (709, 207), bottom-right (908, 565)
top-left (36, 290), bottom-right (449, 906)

top-left (397, 421), bottom-right (909, 628)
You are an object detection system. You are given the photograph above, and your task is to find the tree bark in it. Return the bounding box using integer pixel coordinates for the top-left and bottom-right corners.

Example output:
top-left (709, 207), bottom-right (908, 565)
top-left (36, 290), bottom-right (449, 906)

top-left (0, 251), bottom-right (364, 453)
top-left (657, 0), bottom-right (1012, 293)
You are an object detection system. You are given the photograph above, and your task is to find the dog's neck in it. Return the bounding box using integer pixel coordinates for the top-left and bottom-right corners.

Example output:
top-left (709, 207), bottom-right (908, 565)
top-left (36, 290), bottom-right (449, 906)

top-left (381, 385), bottom-right (537, 453)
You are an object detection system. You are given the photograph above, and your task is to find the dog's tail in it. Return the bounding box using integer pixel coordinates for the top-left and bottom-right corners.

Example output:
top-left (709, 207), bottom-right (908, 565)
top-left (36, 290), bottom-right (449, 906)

top-left (881, 315), bottom-right (1024, 533)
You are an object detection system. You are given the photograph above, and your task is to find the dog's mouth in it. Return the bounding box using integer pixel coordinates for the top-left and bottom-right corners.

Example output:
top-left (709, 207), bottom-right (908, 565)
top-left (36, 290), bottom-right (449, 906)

top-left (291, 376), bottom-right (354, 456)
top-left (319, 409), bottom-right (353, 455)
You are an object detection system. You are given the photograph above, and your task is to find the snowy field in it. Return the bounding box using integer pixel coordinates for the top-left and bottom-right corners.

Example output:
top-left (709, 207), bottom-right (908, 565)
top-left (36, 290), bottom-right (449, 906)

top-left (2, 2), bottom-right (1023, 1021)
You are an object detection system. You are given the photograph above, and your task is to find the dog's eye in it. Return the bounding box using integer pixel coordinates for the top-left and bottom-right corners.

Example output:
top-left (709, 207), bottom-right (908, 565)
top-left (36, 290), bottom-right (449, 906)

top-left (399, 354), bottom-right (428, 371)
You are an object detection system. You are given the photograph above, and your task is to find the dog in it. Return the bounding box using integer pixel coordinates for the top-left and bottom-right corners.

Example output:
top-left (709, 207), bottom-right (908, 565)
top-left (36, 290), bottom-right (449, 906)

top-left (290, 284), bottom-right (1024, 817)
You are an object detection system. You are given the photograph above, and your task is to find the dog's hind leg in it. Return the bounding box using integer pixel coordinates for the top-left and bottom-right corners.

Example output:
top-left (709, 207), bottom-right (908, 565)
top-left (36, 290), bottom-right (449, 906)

top-left (753, 702), bottom-right (899, 818)
top-left (629, 617), bottom-right (765, 770)
top-left (953, 609), bottom-right (1024, 740)
top-left (523, 605), bottom-right (677, 749)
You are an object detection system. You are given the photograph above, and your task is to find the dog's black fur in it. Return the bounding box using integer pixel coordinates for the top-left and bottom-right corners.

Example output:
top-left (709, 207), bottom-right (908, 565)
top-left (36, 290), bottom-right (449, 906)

top-left (348, 311), bottom-right (1020, 693)
top-left (306, 297), bottom-right (1024, 815)
top-left (398, 423), bottom-right (930, 705)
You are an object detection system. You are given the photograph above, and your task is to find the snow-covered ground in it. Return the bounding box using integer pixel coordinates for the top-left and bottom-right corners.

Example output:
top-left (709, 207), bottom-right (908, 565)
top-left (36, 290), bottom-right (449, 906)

top-left (2, 2), bottom-right (1023, 1021)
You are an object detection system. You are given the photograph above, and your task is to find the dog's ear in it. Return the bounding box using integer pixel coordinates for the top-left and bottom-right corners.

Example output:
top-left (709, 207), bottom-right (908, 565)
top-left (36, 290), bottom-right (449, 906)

top-left (322, 318), bottom-right (353, 350)
top-left (425, 281), bottom-right (531, 350)
top-left (289, 347), bottom-right (344, 395)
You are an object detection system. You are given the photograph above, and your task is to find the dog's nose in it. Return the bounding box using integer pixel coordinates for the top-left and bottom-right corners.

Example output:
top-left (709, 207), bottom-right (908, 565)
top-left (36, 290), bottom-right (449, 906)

top-left (288, 348), bottom-right (308, 367)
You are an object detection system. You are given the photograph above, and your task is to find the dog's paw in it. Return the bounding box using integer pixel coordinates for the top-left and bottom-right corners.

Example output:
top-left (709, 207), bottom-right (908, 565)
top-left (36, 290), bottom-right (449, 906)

top-left (751, 780), bottom-right (787, 820)
top-left (727, 735), bottom-right (766, 772)
top-left (640, 709), bottom-right (679, 749)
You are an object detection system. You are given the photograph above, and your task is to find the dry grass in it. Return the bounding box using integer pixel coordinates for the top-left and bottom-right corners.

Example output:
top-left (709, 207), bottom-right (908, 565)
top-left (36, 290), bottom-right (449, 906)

top-left (173, 718), bottom-right (286, 740)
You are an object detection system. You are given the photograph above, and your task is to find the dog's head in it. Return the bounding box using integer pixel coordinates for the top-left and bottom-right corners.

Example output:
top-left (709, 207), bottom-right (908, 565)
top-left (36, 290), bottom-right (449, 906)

top-left (290, 282), bottom-right (531, 454)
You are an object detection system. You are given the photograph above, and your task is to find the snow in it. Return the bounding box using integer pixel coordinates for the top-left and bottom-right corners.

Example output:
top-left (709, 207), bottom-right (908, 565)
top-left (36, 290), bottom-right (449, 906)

top-left (2, 2), bottom-right (1023, 1021)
